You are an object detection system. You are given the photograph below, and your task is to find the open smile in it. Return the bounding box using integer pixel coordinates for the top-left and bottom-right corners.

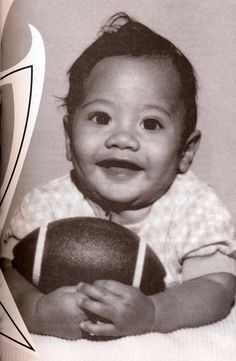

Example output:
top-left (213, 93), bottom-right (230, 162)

top-left (96, 158), bottom-right (143, 170)
top-left (96, 158), bottom-right (144, 178)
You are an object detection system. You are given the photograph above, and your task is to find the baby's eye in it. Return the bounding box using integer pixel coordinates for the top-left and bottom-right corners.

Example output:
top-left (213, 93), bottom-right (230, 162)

top-left (88, 112), bottom-right (111, 125)
top-left (141, 118), bottom-right (162, 130)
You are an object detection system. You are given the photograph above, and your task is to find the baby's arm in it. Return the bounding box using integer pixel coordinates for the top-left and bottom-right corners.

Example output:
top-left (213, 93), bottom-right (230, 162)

top-left (2, 259), bottom-right (88, 339)
top-left (78, 272), bottom-right (236, 337)
top-left (150, 272), bottom-right (236, 332)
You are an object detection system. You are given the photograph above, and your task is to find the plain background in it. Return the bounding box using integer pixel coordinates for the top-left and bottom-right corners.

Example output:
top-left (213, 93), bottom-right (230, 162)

top-left (2, 0), bottom-right (236, 226)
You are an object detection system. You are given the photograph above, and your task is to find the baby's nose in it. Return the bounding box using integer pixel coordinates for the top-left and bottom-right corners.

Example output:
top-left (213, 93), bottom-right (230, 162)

top-left (105, 130), bottom-right (140, 151)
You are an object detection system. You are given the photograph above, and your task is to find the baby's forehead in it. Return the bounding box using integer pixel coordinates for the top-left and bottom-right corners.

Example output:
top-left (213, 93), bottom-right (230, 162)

top-left (84, 55), bottom-right (183, 93)
top-left (82, 56), bottom-right (183, 113)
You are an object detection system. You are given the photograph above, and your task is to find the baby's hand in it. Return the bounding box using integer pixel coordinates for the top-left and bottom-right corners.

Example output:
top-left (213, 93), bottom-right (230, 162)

top-left (78, 280), bottom-right (155, 338)
top-left (35, 285), bottom-right (89, 339)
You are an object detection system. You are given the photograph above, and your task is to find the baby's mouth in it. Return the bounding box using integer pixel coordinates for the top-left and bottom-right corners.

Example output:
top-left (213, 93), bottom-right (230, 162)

top-left (96, 158), bottom-right (144, 171)
top-left (96, 158), bottom-right (144, 179)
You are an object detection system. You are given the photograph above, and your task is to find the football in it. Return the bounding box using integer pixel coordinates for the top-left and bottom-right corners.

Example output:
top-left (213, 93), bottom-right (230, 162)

top-left (13, 217), bottom-right (166, 295)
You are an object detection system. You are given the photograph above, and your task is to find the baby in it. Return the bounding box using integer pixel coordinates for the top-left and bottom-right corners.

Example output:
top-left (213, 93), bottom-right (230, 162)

top-left (1, 13), bottom-right (236, 340)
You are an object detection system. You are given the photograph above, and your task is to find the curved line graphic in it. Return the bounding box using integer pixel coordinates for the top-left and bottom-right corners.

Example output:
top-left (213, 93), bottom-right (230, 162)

top-left (0, 25), bottom-right (45, 233)
top-left (0, 65), bottom-right (33, 206)
top-left (0, 302), bottom-right (35, 351)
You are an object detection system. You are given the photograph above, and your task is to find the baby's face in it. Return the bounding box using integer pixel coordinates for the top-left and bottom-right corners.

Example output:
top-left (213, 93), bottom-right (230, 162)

top-left (65, 56), bottom-right (187, 209)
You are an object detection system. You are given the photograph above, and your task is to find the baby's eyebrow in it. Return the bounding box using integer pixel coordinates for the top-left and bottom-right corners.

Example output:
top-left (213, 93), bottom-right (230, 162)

top-left (144, 104), bottom-right (171, 118)
top-left (82, 99), bottom-right (112, 109)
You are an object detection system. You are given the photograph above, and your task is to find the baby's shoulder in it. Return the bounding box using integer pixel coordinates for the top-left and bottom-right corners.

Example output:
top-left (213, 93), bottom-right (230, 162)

top-left (151, 171), bottom-right (229, 218)
top-left (25, 173), bottom-right (81, 203)
top-left (146, 172), bottom-right (214, 225)
top-left (15, 173), bottom-right (86, 220)
top-left (172, 171), bottom-right (219, 205)
top-left (170, 171), bottom-right (232, 223)
top-left (32, 173), bottom-right (74, 195)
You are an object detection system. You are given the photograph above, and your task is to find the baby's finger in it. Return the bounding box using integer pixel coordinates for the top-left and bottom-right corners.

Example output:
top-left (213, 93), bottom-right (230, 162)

top-left (78, 297), bottom-right (113, 320)
top-left (80, 320), bottom-right (118, 337)
top-left (76, 291), bottom-right (89, 306)
top-left (77, 282), bottom-right (118, 303)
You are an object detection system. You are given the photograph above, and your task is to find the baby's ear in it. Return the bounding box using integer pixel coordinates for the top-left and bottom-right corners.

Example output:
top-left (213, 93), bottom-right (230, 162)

top-left (178, 130), bottom-right (201, 174)
top-left (63, 115), bottom-right (72, 161)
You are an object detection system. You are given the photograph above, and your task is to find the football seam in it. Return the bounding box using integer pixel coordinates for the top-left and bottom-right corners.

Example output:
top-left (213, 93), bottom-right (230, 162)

top-left (32, 223), bottom-right (48, 286)
top-left (132, 239), bottom-right (147, 289)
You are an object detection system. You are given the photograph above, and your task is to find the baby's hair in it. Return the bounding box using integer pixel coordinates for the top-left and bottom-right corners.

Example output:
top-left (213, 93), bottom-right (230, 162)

top-left (64, 12), bottom-right (198, 142)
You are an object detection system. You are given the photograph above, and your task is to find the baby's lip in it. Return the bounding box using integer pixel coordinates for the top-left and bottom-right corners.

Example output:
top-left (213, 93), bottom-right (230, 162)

top-left (96, 158), bottom-right (144, 171)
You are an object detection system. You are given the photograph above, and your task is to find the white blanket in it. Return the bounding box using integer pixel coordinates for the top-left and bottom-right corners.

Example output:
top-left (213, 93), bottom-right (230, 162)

top-left (32, 303), bottom-right (236, 361)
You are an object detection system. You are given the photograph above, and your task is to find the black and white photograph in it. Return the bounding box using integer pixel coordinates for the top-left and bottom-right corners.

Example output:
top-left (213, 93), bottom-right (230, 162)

top-left (1, 1), bottom-right (236, 360)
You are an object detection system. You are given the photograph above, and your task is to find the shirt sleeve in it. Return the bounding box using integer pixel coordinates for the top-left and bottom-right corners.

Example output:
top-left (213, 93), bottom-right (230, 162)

top-left (0, 188), bottom-right (54, 260)
top-left (182, 252), bottom-right (236, 281)
top-left (171, 185), bottom-right (236, 280)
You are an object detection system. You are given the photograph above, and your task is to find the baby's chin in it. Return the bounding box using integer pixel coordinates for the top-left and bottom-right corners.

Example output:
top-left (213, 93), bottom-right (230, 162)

top-left (71, 170), bottom-right (151, 212)
top-left (91, 190), bottom-right (152, 213)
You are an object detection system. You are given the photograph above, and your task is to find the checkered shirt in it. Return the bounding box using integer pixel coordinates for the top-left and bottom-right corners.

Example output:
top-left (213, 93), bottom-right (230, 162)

top-left (1, 171), bottom-right (236, 287)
